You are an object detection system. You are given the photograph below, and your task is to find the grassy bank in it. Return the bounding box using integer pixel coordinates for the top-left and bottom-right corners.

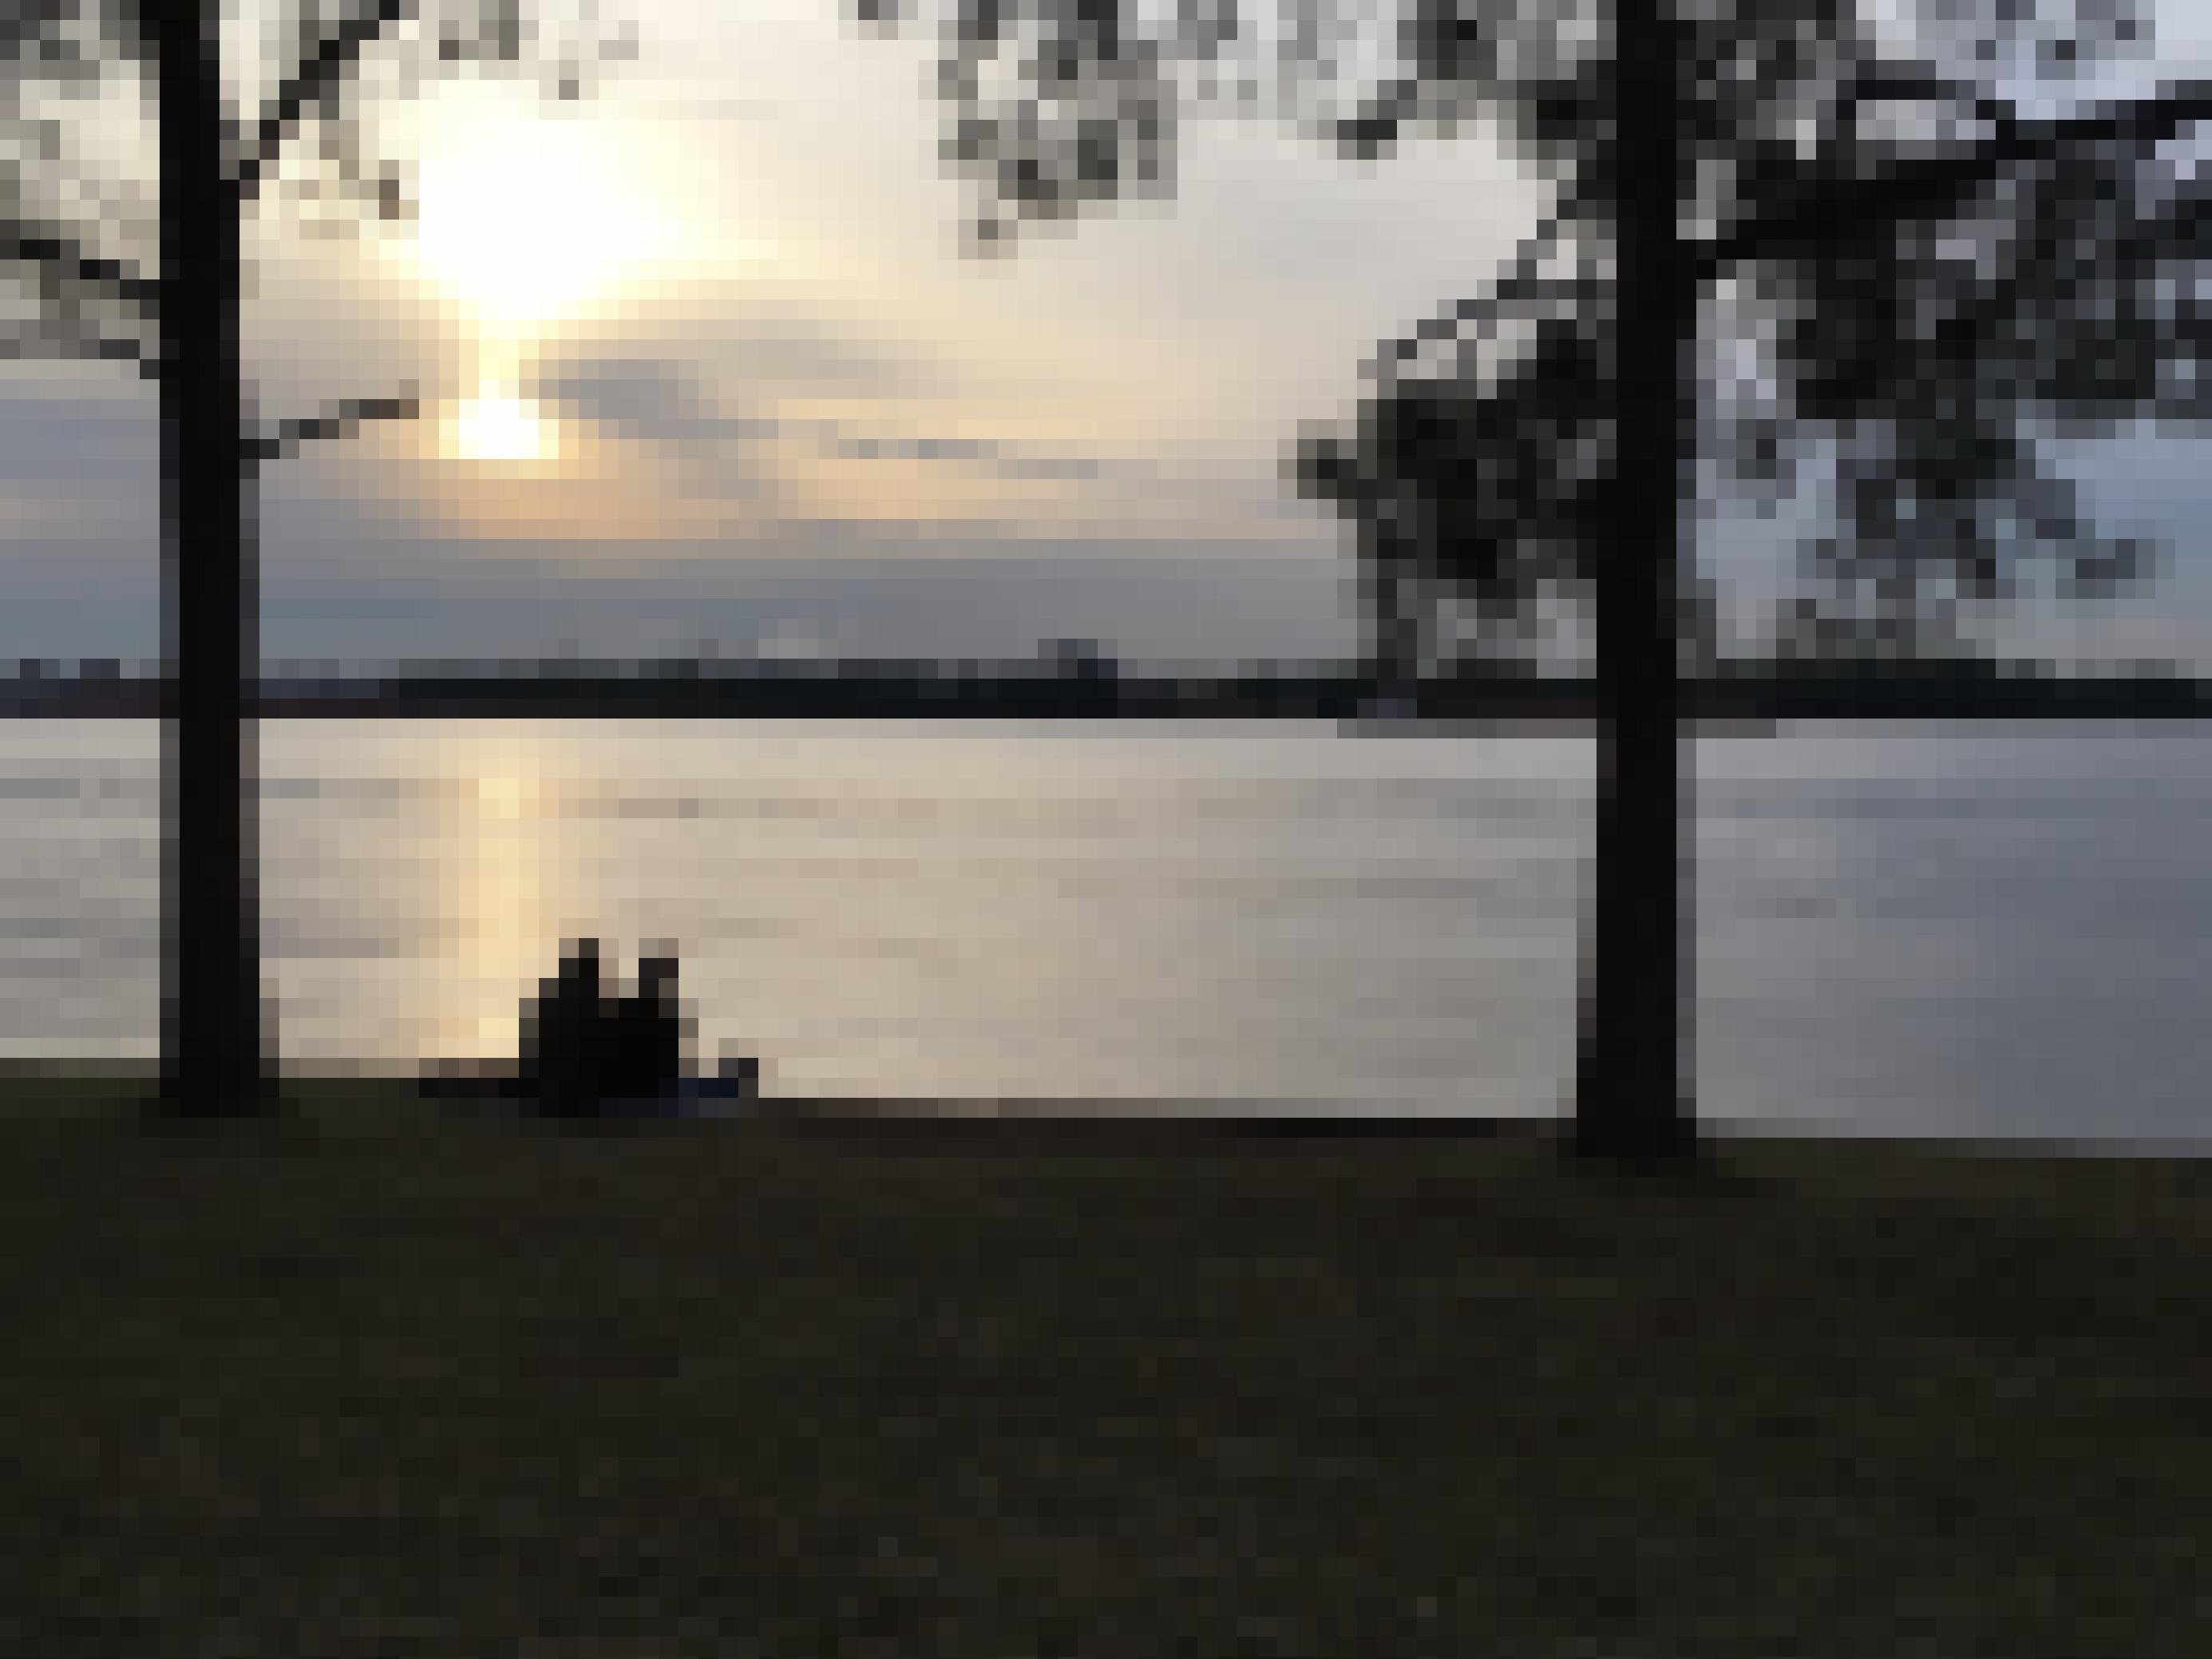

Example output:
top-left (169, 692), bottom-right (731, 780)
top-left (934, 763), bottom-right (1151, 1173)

top-left (0, 1078), bottom-right (2205, 1656)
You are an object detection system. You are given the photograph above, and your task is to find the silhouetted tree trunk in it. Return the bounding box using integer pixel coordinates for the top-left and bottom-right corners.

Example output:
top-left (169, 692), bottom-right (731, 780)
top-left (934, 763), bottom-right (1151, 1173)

top-left (10, 5), bottom-right (625, 1111)
top-left (1363, 548), bottom-right (1426, 692)
top-left (156, 9), bottom-right (265, 1111)
top-left (1571, 1), bottom-right (1696, 1161)
top-left (869, 1), bottom-right (2206, 1153)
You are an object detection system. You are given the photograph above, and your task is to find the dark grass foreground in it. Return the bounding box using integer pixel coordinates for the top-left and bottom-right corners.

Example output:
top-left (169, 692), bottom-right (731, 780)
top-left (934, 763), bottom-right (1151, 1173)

top-left (1, 1076), bottom-right (2206, 1657)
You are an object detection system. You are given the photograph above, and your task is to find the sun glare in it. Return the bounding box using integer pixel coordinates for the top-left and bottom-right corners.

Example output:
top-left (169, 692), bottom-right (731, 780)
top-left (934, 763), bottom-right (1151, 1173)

top-left (410, 105), bottom-right (678, 330)
top-left (452, 384), bottom-right (555, 465)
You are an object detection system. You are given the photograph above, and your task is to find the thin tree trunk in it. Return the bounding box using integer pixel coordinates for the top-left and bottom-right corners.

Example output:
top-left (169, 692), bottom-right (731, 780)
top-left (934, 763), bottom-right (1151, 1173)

top-left (1570, 0), bottom-right (1696, 1160)
top-left (1365, 545), bottom-right (1424, 692)
top-left (157, 7), bottom-right (267, 1111)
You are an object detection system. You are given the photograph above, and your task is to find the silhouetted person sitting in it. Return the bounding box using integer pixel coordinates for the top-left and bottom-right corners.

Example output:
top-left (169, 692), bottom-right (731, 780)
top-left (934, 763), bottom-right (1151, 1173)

top-left (521, 937), bottom-right (607, 1115)
top-left (604, 954), bottom-right (683, 1105)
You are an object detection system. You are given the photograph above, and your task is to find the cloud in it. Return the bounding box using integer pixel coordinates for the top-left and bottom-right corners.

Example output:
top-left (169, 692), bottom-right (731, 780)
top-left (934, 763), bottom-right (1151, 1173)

top-left (515, 339), bottom-right (1191, 521)
top-left (248, 544), bottom-right (1363, 668)
top-left (524, 354), bottom-right (754, 449)
top-left (817, 430), bottom-right (1160, 485)
top-left (537, 293), bottom-right (951, 406)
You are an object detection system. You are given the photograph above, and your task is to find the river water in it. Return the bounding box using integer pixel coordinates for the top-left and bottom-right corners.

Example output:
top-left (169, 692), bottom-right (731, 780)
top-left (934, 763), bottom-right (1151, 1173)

top-left (5, 719), bottom-right (2208, 1147)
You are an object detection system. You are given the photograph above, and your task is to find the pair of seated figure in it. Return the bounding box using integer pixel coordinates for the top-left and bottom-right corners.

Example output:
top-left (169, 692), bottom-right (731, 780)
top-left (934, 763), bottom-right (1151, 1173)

top-left (520, 939), bottom-right (683, 1112)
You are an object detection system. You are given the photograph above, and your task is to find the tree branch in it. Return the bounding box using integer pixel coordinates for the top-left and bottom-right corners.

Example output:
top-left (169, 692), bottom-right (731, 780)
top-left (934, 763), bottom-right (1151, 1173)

top-left (2, 219), bottom-right (156, 370)
top-left (232, 0), bottom-right (417, 204)
top-left (1, 225), bottom-right (158, 315)
top-left (0, 319), bottom-right (150, 370)
top-left (243, 390), bottom-right (421, 467)
top-left (1702, 78), bottom-right (2212, 275)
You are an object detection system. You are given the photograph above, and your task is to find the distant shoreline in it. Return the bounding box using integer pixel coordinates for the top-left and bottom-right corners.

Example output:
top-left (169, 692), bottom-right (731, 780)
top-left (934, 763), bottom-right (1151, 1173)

top-left (1, 1065), bottom-right (2202, 1155)
top-left (7, 665), bottom-right (2212, 723)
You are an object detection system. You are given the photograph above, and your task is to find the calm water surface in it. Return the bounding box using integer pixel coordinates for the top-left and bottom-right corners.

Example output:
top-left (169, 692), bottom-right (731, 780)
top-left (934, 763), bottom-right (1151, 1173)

top-left (4, 719), bottom-right (2209, 1147)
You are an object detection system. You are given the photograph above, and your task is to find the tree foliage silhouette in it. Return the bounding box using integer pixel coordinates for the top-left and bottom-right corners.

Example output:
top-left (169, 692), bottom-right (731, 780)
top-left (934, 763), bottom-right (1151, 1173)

top-left (861, 0), bottom-right (2210, 1155)
top-left (4, 2), bottom-right (632, 1110)
top-left (1300, 4), bottom-right (2207, 663)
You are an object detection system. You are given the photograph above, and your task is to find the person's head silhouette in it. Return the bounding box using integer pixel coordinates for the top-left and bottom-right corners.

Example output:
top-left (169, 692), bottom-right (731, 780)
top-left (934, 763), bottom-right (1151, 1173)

top-left (529, 938), bottom-right (608, 1112)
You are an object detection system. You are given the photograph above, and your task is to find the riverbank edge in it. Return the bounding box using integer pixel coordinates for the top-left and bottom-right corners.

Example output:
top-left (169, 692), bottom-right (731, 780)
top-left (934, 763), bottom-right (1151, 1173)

top-left (4, 1059), bottom-right (2206, 1175)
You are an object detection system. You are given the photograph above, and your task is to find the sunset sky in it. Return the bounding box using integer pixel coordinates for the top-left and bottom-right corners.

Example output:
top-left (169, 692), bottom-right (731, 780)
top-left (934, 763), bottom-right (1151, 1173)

top-left (2, 1), bottom-right (2209, 670)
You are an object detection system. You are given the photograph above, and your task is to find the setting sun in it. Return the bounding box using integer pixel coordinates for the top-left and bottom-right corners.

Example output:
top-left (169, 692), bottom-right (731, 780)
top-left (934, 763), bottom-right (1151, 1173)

top-left (450, 384), bottom-right (556, 465)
